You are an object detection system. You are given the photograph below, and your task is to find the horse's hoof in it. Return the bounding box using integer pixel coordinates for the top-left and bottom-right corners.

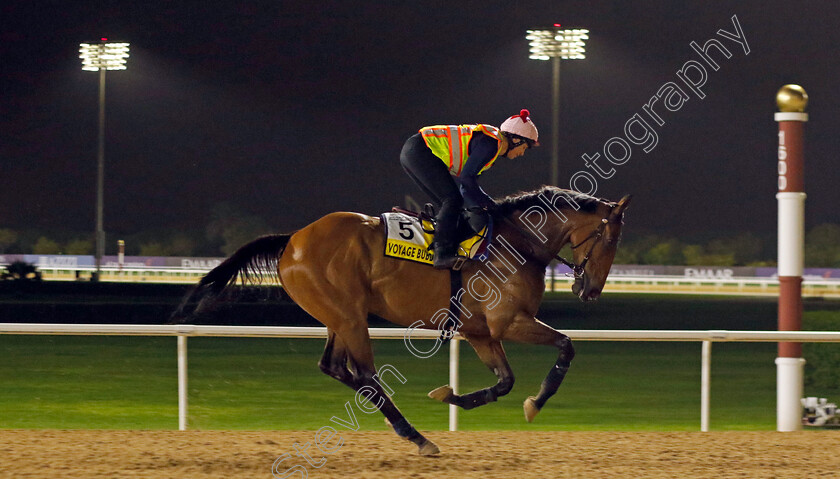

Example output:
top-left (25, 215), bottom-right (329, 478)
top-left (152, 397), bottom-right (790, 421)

top-left (524, 396), bottom-right (541, 423)
top-left (428, 385), bottom-right (454, 403)
top-left (417, 439), bottom-right (441, 456)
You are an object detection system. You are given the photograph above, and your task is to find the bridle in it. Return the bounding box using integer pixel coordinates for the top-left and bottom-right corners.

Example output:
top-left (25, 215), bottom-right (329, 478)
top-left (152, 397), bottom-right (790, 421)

top-left (501, 215), bottom-right (611, 279)
top-left (560, 218), bottom-right (609, 278)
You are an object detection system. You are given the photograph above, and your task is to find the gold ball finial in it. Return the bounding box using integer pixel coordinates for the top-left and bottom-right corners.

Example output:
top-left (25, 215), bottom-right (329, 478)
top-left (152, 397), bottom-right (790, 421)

top-left (776, 84), bottom-right (808, 112)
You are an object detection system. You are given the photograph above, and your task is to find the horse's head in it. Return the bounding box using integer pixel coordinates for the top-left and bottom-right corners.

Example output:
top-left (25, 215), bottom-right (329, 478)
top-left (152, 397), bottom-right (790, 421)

top-left (569, 195), bottom-right (632, 302)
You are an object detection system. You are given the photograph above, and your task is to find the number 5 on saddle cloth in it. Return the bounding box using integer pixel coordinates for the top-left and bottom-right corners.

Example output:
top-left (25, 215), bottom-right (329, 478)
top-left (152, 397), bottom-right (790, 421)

top-left (381, 204), bottom-right (493, 270)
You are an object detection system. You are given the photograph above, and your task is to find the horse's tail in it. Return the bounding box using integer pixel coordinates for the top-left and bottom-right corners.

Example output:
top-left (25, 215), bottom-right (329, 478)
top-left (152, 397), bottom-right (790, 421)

top-left (169, 234), bottom-right (292, 323)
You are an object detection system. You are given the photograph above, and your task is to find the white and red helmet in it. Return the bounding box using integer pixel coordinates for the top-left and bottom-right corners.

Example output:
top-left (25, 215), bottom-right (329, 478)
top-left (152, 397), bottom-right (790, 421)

top-left (499, 109), bottom-right (539, 146)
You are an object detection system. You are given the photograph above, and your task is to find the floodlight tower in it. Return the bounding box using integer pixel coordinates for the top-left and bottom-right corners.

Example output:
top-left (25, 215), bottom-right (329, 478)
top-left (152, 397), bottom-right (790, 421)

top-left (526, 25), bottom-right (589, 187)
top-left (79, 40), bottom-right (129, 280)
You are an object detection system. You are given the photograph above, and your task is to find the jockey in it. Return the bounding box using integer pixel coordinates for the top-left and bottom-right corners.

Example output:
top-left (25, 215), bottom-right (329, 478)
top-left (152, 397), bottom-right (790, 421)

top-left (400, 109), bottom-right (540, 269)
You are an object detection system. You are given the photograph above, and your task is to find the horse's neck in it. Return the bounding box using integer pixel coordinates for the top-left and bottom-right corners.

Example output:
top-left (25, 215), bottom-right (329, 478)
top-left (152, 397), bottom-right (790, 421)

top-left (545, 210), bottom-right (585, 254)
top-left (494, 211), bottom-right (573, 266)
top-left (511, 209), bottom-right (600, 261)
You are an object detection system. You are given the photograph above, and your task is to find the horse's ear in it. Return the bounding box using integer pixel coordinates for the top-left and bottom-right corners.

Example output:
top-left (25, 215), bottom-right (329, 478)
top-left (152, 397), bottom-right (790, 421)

top-left (610, 194), bottom-right (632, 220)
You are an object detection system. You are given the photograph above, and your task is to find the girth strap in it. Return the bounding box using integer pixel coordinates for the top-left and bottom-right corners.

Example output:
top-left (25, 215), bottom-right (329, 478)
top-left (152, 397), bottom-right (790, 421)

top-left (439, 268), bottom-right (462, 344)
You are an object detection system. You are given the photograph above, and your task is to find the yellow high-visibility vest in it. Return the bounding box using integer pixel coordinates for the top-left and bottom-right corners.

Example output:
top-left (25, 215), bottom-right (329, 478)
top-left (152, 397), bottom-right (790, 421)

top-left (419, 124), bottom-right (503, 176)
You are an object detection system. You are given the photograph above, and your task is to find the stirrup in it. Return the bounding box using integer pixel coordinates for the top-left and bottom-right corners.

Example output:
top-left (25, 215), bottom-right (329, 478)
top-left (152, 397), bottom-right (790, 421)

top-left (452, 256), bottom-right (467, 271)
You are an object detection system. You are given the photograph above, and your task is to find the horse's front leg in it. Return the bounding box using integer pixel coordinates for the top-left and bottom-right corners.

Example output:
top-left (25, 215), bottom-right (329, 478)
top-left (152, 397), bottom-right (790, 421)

top-left (428, 334), bottom-right (514, 410)
top-left (500, 315), bottom-right (575, 422)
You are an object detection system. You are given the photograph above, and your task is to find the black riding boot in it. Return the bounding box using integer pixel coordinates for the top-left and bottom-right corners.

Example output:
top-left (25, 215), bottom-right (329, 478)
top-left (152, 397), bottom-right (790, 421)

top-left (432, 196), bottom-right (461, 269)
top-left (433, 241), bottom-right (458, 269)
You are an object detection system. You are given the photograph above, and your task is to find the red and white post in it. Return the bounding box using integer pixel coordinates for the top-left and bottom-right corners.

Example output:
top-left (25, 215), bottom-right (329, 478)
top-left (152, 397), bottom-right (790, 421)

top-left (775, 84), bottom-right (808, 432)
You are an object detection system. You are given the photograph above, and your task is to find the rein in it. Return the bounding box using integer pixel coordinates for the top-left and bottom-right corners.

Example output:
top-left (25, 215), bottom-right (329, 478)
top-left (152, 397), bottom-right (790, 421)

top-left (500, 216), bottom-right (608, 278)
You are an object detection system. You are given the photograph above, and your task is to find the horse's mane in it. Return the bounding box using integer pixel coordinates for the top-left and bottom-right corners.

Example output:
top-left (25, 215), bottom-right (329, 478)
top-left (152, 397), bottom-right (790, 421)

top-left (492, 186), bottom-right (604, 219)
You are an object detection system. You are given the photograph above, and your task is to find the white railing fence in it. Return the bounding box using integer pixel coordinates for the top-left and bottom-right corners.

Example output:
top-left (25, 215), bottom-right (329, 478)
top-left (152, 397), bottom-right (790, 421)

top-left (26, 266), bottom-right (840, 297)
top-left (2, 324), bottom-right (840, 432)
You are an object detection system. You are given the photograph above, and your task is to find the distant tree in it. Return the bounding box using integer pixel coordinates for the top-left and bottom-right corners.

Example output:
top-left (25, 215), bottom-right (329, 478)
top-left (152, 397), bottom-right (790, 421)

top-left (613, 239), bottom-right (641, 264)
top-left (137, 235), bottom-right (197, 257)
top-left (706, 233), bottom-right (762, 265)
top-left (0, 228), bottom-right (17, 253)
top-left (805, 223), bottom-right (840, 267)
top-left (32, 236), bottom-right (61, 254)
top-left (167, 234), bottom-right (196, 256)
top-left (641, 240), bottom-right (685, 265)
top-left (682, 244), bottom-right (706, 266)
top-left (602, 226), bottom-right (840, 267)
top-left (219, 216), bottom-right (270, 255)
top-left (65, 238), bottom-right (94, 255)
top-left (613, 234), bottom-right (663, 265)
top-left (139, 242), bottom-right (168, 256)
top-left (612, 246), bottom-right (638, 265)
top-left (206, 203), bottom-right (271, 256)
top-left (206, 203), bottom-right (240, 240)
top-left (682, 244), bottom-right (735, 266)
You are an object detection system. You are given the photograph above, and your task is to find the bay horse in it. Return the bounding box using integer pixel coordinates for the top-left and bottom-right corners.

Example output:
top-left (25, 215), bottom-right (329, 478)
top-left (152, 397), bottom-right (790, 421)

top-left (173, 186), bottom-right (631, 455)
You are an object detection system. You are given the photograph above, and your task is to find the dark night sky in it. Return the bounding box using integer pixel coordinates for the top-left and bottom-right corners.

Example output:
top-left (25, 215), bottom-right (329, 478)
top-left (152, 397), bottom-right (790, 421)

top-left (2, 1), bottom-right (839, 242)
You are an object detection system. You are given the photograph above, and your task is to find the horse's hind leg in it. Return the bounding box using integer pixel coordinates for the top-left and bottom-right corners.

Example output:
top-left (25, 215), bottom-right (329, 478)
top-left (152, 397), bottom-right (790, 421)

top-left (501, 315), bottom-right (575, 423)
top-left (428, 335), bottom-right (514, 410)
top-left (331, 326), bottom-right (440, 456)
top-left (280, 234), bottom-right (437, 454)
top-left (318, 329), bottom-right (358, 388)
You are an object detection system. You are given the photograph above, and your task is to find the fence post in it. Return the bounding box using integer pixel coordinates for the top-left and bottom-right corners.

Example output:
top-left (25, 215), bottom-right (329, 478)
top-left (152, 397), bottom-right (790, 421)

top-left (701, 340), bottom-right (711, 431)
top-left (177, 335), bottom-right (188, 431)
top-left (775, 84), bottom-right (808, 431)
top-left (449, 338), bottom-right (459, 431)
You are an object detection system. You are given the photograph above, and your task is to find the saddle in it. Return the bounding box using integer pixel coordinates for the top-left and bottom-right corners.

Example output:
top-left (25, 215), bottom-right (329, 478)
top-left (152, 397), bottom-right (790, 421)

top-left (381, 204), bottom-right (493, 269)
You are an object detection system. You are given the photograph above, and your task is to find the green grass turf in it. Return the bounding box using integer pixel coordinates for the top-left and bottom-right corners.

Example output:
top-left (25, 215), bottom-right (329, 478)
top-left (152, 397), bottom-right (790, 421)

top-left (2, 294), bottom-right (838, 431)
top-left (4, 334), bottom-right (835, 431)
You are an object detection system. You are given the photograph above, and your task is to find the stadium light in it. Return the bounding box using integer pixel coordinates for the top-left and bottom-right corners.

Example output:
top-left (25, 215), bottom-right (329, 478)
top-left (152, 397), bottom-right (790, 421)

top-left (526, 28), bottom-right (589, 60)
top-left (526, 26), bottom-right (589, 187)
top-left (79, 40), bottom-right (130, 280)
top-left (79, 42), bottom-right (130, 70)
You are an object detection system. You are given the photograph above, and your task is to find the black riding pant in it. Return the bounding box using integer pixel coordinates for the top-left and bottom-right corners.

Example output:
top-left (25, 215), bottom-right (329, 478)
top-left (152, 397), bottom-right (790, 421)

top-left (399, 133), bottom-right (462, 247)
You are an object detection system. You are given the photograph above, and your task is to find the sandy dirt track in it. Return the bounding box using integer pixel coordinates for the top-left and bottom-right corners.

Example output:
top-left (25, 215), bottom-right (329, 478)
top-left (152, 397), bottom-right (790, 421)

top-left (1, 430), bottom-right (839, 478)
